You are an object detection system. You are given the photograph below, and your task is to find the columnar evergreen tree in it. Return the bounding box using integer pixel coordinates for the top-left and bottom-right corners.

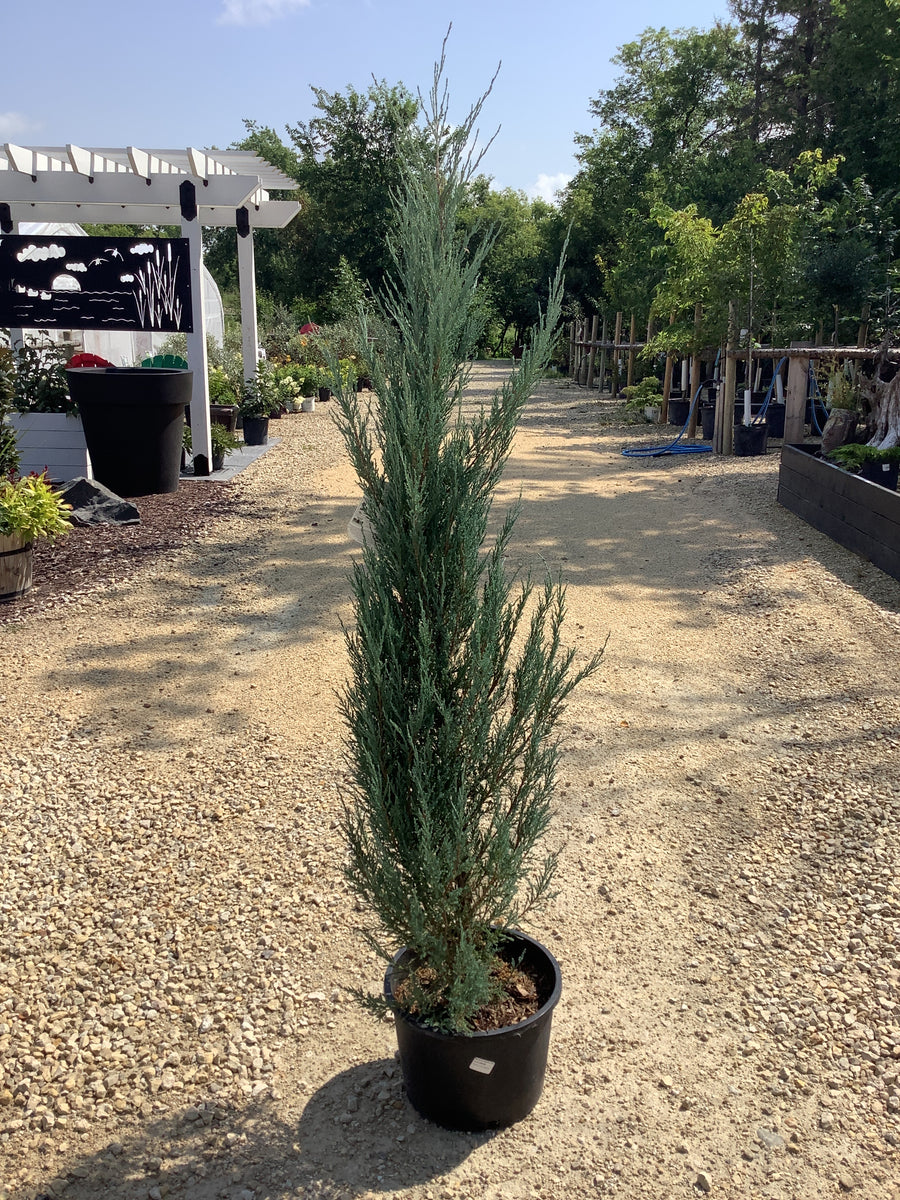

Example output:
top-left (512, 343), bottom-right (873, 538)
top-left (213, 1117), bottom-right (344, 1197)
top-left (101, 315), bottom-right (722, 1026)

top-left (333, 50), bottom-right (602, 1033)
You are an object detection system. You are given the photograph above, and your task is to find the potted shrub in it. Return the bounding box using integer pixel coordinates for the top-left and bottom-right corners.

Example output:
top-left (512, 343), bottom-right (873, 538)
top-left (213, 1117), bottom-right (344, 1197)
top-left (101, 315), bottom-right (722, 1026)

top-left (621, 375), bottom-right (663, 422)
top-left (332, 59), bottom-right (602, 1131)
top-left (827, 442), bottom-right (900, 491)
top-left (208, 366), bottom-right (240, 431)
top-left (183, 422), bottom-right (242, 472)
top-left (0, 472), bottom-right (72, 601)
top-left (238, 364), bottom-right (280, 446)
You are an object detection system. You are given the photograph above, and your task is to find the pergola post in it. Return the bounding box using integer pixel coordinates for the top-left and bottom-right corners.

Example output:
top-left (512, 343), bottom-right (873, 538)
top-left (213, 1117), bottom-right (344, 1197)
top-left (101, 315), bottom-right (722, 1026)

top-left (236, 207), bottom-right (259, 385)
top-left (181, 181), bottom-right (212, 476)
top-left (784, 346), bottom-right (810, 447)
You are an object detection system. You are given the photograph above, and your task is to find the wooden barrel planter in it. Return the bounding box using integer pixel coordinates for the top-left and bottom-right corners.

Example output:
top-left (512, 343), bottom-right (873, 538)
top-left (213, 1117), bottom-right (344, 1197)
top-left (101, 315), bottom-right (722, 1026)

top-left (0, 535), bottom-right (34, 602)
top-left (778, 443), bottom-right (900, 581)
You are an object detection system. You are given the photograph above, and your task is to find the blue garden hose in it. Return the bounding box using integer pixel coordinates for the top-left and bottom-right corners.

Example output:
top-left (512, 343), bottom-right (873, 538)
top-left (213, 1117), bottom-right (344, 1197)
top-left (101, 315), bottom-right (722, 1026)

top-left (621, 377), bottom-right (714, 458)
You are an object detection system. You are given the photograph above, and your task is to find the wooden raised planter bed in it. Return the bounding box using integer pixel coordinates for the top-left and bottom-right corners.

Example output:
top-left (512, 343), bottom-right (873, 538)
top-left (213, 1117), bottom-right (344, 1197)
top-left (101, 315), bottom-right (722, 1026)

top-left (777, 443), bottom-right (900, 582)
top-left (8, 412), bottom-right (92, 483)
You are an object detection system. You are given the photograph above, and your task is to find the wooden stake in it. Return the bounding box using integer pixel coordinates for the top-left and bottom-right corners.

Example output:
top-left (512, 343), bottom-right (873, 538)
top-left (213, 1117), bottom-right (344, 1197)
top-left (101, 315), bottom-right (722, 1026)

top-left (857, 303), bottom-right (871, 349)
top-left (715, 302), bottom-right (737, 455)
top-left (569, 322), bottom-right (576, 379)
top-left (661, 312), bottom-right (676, 423)
top-left (783, 344), bottom-right (810, 447)
top-left (598, 316), bottom-right (608, 395)
top-left (611, 311), bottom-right (623, 396)
top-left (687, 301), bottom-right (702, 439)
top-left (587, 314), bottom-right (599, 389)
top-left (626, 313), bottom-right (637, 388)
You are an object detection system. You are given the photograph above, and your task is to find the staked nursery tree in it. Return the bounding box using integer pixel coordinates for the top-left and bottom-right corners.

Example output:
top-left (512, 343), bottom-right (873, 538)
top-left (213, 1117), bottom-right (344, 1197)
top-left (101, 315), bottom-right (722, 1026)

top-left (333, 49), bottom-right (603, 1034)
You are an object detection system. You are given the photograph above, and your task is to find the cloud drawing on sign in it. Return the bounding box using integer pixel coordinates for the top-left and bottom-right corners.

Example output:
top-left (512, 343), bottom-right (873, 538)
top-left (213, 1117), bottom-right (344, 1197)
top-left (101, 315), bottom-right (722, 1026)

top-left (17, 243), bottom-right (66, 263)
top-left (120, 274), bottom-right (135, 283)
top-left (217, 0), bottom-right (310, 26)
top-left (65, 261), bottom-right (87, 272)
top-left (130, 243), bottom-right (155, 256)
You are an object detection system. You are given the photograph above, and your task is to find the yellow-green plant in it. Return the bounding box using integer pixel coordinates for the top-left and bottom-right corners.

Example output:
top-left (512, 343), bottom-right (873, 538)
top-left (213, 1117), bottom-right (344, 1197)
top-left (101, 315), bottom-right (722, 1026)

top-left (0, 473), bottom-right (72, 543)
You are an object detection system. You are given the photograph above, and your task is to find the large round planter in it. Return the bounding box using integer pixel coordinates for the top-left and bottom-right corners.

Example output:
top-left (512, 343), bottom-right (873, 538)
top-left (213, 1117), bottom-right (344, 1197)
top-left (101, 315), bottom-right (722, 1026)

top-left (384, 931), bottom-right (561, 1132)
top-left (734, 422), bottom-right (768, 457)
top-left (242, 416), bottom-right (269, 446)
top-left (66, 368), bottom-right (191, 497)
top-left (0, 534), bottom-right (34, 602)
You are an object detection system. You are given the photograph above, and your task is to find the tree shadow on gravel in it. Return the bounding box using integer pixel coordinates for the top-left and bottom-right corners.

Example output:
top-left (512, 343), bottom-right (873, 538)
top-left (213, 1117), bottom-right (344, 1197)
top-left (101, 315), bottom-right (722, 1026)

top-left (38, 1061), bottom-right (490, 1200)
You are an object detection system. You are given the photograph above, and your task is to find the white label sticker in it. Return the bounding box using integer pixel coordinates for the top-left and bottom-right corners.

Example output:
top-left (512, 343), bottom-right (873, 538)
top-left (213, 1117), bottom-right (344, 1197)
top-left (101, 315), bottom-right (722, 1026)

top-left (469, 1057), bottom-right (495, 1075)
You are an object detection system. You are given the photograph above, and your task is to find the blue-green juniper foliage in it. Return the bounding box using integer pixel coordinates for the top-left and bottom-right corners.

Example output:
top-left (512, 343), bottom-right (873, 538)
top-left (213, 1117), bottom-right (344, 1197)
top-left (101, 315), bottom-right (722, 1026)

top-left (332, 48), bottom-right (604, 1034)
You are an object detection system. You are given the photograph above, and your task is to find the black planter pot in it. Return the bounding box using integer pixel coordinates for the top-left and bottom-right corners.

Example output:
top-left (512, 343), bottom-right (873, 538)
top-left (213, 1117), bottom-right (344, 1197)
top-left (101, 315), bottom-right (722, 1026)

top-left (211, 451), bottom-right (226, 472)
top-left (860, 460), bottom-right (899, 491)
top-left (318, 386), bottom-right (332, 403)
top-left (667, 398), bottom-right (690, 427)
top-left (209, 404), bottom-right (238, 433)
top-left (242, 416), bottom-right (269, 446)
top-left (734, 422), bottom-right (768, 457)
top-left (766, 403), bottom-right (786, 439)
top-left (66, 367), bottom-right (192, 497)
top-left (385, 931), bottom-right (561, 1132)
top-left (700, 403), bottom-right (716, 440)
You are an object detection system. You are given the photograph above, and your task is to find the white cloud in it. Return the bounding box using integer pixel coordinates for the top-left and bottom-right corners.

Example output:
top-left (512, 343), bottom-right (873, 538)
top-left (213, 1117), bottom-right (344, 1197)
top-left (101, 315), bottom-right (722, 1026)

top-left (130, 243), bottom-right (155, 256)
top-left (0, 111), bottom-right (40, 139)
top-left (217, 0), bottom-right (310, 25)
top-left (527, 173), bottom-right (571, 205)
top-left (120, 274), bottom-right (135, 282)
top-left (17, 242), bottom-right (66, 263)
top-left (65, 261), bottom-right (87, 272)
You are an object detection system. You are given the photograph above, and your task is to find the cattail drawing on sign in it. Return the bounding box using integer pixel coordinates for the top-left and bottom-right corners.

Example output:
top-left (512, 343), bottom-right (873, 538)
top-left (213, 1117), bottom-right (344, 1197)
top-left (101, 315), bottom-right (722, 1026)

top-left (131, 242), bottom-right (183, 330)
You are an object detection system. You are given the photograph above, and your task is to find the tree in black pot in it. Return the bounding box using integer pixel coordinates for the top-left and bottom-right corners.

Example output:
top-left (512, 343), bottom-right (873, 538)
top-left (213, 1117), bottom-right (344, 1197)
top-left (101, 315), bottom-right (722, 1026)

top-left (332, 47), bottom-right (603, 1132)
top-left (238, 362), bottom-right (280, 446)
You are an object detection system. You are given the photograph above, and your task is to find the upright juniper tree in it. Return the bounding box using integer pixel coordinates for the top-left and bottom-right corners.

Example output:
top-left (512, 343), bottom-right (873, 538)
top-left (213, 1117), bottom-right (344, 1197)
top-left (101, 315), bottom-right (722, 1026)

top-left (333, 48), bottom-right (603, 1034)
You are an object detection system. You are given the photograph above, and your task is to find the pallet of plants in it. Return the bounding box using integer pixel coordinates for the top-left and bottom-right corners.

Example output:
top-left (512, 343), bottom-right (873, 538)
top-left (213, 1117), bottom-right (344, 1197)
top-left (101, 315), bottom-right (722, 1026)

top-left (331, 52), bottom-right (602, 1132)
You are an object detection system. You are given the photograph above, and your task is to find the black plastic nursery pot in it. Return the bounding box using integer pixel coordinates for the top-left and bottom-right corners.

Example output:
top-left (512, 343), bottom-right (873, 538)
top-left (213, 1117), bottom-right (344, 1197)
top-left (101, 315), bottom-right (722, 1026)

top-left (667, 398), bottom-right (690, 426)
top-left (318, 386), bottom-right (332, 403)
top-left (733, 422), bottom-right (768, 457)
top-left (766, 403), bottom-right (786, 439)
top-left (241, 416), bottom-right (269, 446)
top-left (700, 403), bottom-right (716, 440)
top-left (860, 460), bottom-right (899, 491)
top-left (209, 404), bottom-right (238, 433)
top-left (384, 931), bottom-right (561, 1132)
top-left (66, 367), bottom-right (191, 497)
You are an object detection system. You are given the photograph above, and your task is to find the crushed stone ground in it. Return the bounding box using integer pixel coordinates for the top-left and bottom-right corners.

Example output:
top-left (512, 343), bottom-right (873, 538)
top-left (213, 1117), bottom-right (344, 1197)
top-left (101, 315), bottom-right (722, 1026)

top-left (1, 364), bottom-right (899, 1200)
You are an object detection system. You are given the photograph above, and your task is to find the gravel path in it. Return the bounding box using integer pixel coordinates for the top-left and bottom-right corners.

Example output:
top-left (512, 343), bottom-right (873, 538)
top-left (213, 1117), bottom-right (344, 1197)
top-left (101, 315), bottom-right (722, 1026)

top-left (1, 364), bottom-right (899, 1200)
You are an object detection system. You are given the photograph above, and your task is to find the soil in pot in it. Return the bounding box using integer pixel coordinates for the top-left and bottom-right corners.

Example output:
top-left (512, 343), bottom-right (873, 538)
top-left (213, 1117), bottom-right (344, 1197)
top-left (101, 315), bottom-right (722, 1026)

top-left (0, 535), bottom-right (34, 602)
top-left (384, 930), bottom-right (561, 1132)
top-left (242, 417), bottom-right (269, 446)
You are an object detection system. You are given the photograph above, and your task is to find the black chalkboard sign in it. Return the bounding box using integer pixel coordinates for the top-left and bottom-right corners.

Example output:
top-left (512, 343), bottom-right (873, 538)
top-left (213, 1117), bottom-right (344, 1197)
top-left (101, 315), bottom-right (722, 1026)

top-left (0, 234), bottom-right (193, 332)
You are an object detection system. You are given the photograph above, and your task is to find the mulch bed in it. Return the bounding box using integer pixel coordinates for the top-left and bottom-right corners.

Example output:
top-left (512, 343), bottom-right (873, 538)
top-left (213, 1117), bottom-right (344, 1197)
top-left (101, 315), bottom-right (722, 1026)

top-left (0, 480), bottom-right (241, 626)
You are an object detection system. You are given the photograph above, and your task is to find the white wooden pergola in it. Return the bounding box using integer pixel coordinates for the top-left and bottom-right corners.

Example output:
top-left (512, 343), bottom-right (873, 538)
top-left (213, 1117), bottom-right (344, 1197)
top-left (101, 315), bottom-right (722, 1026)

top-left (0, 144), bottom-right (300, 473)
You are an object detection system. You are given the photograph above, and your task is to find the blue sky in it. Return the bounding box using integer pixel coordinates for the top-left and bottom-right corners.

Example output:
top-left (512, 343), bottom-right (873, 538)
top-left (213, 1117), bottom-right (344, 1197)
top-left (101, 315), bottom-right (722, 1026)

top-left (4, 0), bottom-right (730, 201)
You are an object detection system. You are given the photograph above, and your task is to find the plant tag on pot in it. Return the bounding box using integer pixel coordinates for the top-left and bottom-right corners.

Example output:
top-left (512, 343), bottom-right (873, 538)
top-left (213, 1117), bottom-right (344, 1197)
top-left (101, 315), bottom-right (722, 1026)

top-left (469, 1057), bottom-right (495, 1076)
top-left (348, 499), bottom-right (374, 545)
